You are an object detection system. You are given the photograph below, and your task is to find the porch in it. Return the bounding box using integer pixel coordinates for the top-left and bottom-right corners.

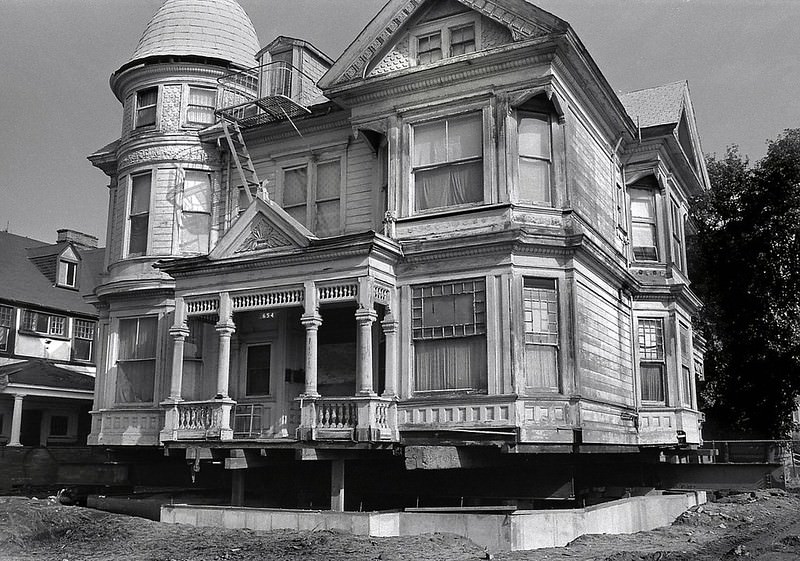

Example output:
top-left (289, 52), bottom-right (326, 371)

top-left (159, 277), bottom-right (400, 444)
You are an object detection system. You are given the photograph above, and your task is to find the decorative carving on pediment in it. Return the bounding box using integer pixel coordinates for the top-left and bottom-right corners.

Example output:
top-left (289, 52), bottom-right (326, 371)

top-left (234, 217), bottom-right (293, 254)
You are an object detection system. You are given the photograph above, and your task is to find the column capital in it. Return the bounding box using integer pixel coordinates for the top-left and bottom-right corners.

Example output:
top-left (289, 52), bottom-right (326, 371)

top-left (169, 325), bottom-right (190, 338)
top-left (354, 308), bottom-right (378, 323)
top-left (215, 323), bottom-right (236, 335)
top-left (380, 318), bottom-right (399, 334)
top-left (300, 314), bottom-right (323, 329)
top-left (11, 393), bottom-right (27, 401)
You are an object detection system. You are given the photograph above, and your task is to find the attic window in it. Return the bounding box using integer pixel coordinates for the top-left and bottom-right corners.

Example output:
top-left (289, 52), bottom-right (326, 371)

top-left (58, 259), bottom-right (78, 288)
top-left (413, 13), bottom-right (480, 66)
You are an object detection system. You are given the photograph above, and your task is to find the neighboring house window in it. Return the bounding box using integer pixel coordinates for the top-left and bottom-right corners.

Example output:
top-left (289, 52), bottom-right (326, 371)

top-left (49, 415), bottom-right (69, 437)
top-left (670, 199), bottom-right (685, 270)
top-left (412, 279), bottom-right (487, 392)
top-left (58, 259), bottom-right (78, 288)
top-left (180, 170), bottom-right (212, 254)
top-left (414, 17), bottom-right (478, 65)
top-left (638, 318), bottom-right (666, 403)
top-left (281, 158), bottom-right (342, 237)
top-left (246, 344), bottom-right (271, 396)
top-left (21, 310), bottom-right (66, 337)
top-left (413, 113), bottom-right (483, 212)
top-left (518, 113), bottom-right (552, 205)
top-left (0, 305), bottom-right (13, 352)
top-left (181, 318), bottom-right (204, 400)
top-left (128, 172), bottom-right (151, 257)
top-left (186, 86), bottom-right (217, 125)
top-left (523, 278), bottom-right (559, 390)
top-left (135, 87), bottom-right (158, 128)
top-left (680, 323), bottom-right (693, 407)
top-left (629, 188), bottom-right (659, 262)
top-left (116, 316), bottom-right (157, 403)
top-left (72, 319), bottom-right (95, 362)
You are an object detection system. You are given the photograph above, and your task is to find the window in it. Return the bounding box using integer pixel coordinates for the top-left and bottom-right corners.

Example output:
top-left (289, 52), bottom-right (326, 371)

top-left (135, 87), bottom-right (158, 128)
top-left (49, 415), bottom-right (69, 437)
top-left (638, 318), bottom-right (666, 403)
top-left (413, 113), bottom-right (483, 212)
top-left (245, 344), bottom-right (271, 396)
top-left (680, 323), bottom-right (693, 407)
top-left (181, 318), bottom-right (204, 400)
top-left (414, 18), bottom-right (478, 65)
top-left (186, 86), bottom-right (216, 125)
top-left (268, 50), bottom-right (293, 97)
top-left (0, 305), bottom-right (13, 352)
top-left (523, 279), bottom-right (559, 390)
top-left (281, 159), bottom-right (342, 237)
top-left (412, 279), bottom-right (487, 392)
top-left (58, 259), bottom-right (78, 288)
top-left (180, 170), bottom-right (212, 254)
top-left (630, 188), bottom-right (659, 262)
top-left (128, 172), bottom-right (151, 256)
top-left (518, 113), bottom-right (552, 205)
top-left (72, 319), bottom-right (95, 362)
top-left (21, 310), bottom-right (66, 337)
top-left (671, 199), bottom-right (685, 270)
top-left (116, 317), bottom-right (157, 403)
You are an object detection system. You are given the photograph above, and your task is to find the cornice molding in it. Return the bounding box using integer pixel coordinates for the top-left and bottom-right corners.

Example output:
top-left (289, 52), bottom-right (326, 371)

top-left (111, 62), bottom-right (230, 102)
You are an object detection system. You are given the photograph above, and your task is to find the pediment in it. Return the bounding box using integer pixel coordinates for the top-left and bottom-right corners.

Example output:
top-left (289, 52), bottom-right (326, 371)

top-left (59, 246), bottom-right (79, 262)
top-left (209, 197), bottom-right (315, 261)
top-left (319, 0), bottom-right (568, 89)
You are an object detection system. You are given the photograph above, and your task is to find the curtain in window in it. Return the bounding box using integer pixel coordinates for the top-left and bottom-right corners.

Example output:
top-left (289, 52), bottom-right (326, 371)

top-left (116, 317), bottom-right (157, 403)
top-left (414, 336), bottom-right (487, 391)
top-left (525, 345), bottom-right (558, 389)
top-left (115, 361), bottom-right (155, 403)
top-left (415, 161), bottom-right (482, 211)
top-left (640, 364), bottom-right (665, 402)
top-left (187, 88), bottom-right (216, 125)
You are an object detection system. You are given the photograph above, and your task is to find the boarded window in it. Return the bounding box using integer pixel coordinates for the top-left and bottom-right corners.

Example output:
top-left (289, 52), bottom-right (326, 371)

top-left (412, 279), bottom-right (487, 392)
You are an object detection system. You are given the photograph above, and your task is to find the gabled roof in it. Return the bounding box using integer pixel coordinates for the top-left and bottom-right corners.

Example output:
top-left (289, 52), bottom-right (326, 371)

top-left (319, 0), bottom-right (569, 89)
top-left (619, 81), bottom-right (687, 129)
top-left (0, 359), bottom-right (95, 393)
top-left (0, 232), bottom-right (104, 316)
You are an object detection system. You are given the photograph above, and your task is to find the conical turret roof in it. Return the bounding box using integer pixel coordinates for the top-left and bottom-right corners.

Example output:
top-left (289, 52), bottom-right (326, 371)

top-left (123, 0), bottom-right (259, 71)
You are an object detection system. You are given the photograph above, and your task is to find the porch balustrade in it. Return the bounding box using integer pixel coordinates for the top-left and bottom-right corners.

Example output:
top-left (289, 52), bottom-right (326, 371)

top-left (163, 399), bottom-right (235, 441)
top-left (298, 396), bottom-right (399, 442)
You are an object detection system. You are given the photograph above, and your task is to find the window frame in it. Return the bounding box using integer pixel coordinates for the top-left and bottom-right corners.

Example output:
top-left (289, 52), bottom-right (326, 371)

top-left (637, 317), bottom-right (667, 405)
top-left (277, 154), bottom-right (345, 237)
top-left (179, 169), bottom-right (213, 254)
top-left (411, 278), bottom-right (488, 394)
top-left (126, 171), bottom-right (153, 257)
top-left (115, 316), bottom-right (159, 405)
top-left (57, 257), bottom-right (78, 289)
top-left (0, 305), bottom-right (15, 353)
top-left (522, 278), bottom-right (560, 392)
top-left (410, 13), bottom-right (481, 66)
top-left (185, 85), bottom-right (218, 126)
top-left (516, 111), bottom-right (554, 206)
top-left (410, 110), bottom-right (486, 214)
top-left (670, 197), bottom-right (685, 271)
top-left (20, 309), bottom-right (68, 339)
top-left (244, 343), bottom-right (272, 397)
top-left (629, 187), bottom-right (660, 263)
top-left (679, 322), bottom-right (694, 408)
top-left (134, 86), bottom-right (158, 129)
top-left (72, 319), bottom-right (96, 363)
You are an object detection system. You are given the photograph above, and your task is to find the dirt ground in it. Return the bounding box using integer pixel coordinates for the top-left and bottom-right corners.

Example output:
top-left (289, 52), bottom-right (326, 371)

top-left (1, 490), bottom-right (799, 561)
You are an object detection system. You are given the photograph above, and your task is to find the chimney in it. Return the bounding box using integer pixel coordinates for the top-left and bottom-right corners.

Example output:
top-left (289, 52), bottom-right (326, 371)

top-left (57, 229), bottom-right (98, 249)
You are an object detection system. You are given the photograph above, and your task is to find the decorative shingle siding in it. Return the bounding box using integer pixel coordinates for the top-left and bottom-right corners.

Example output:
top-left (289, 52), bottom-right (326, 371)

top-left (110, 179), bottom-right (126, 262)
top-left (576, 270), bottom-right (634, 406)
top-left (482, 16), bottom-right (513, 48)
top-left (160, 85), bottom-right (183, 132)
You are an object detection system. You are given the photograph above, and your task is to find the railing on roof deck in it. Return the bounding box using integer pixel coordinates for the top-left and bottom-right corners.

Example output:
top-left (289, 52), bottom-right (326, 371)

top-left (217, 61), bottom-right (321, 128)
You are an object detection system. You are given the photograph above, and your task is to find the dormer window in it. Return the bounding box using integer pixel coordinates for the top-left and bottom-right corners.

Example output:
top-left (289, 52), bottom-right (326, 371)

top-left (412, 14), bottom-right (480, 66)
top-left (135, 87), bottom-right (158, 128)
top-left (58, 260), bottom-right (77, 288)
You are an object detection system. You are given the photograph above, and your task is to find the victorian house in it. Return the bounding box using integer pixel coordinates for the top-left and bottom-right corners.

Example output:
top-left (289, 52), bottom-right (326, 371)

top-left (87, 0), bottom-right (708, 509)
top-left (0, 229), bottom-right (102, 447)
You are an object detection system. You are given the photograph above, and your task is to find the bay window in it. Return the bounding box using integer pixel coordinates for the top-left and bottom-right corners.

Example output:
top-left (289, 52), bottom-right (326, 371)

top-left (186, 86), bottom-right (216, 125)
top-left (629, 188), bottom-right (659, 262)
top-left (281, 158), bottom-right (342, 237)
top-left (135, 87), bottom-right (157, 128)
top-left (638, 318), bottom-right (666, 403)
top-left (412, 113), bottom-right (483, 212)
top-left (116, 317), bottom-right (157, 403)
top-left (412, 279), bottom-right (487, 392)
top-left (179, 170), bottom-right (212, 254)
top-left (127, 172), bottom-right (151, 257)
top-left (518, 113), bottom-right (552, 205)
top-left (523, 278), bottom-right (559, 390)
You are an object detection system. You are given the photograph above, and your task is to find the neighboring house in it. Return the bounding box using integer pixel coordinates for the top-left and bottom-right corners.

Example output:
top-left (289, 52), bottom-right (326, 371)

top-left (0, 230), bottom-right (103, 447)
top-left (87, 0), bottom-right (709, 509)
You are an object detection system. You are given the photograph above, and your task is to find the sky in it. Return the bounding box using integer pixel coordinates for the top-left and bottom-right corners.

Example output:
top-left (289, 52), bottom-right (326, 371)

top-left (1, 0), bottom-right (799, 245)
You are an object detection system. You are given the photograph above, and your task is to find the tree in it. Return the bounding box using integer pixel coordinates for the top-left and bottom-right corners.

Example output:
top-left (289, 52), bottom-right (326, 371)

top-left (690, 130), bottom-right (800, 438)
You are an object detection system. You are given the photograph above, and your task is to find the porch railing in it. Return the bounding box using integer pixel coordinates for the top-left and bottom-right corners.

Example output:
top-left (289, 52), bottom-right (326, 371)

top-left (298, 396), bottom-right (399, 443)
top-left (161, 399), bottom-right (235, 442)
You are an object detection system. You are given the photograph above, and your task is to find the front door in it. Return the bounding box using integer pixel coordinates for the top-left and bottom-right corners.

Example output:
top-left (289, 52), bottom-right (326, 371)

top-left (20, 409), bottom-right (42, 446)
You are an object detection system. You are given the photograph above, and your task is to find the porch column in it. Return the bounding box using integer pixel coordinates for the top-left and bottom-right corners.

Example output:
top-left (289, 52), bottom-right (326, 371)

top-left (215, 292), bottom-right (235, 399)
top-left (8, 394), bottom-right (25, 447)
top-left (168, 297), bottom-right (189, 401)
top-left (355, 308), bottom-right (378, 396)
top-left (300, 314), bottom-right (323, 397)
top-left (381, 313), bottom-right (399, 397)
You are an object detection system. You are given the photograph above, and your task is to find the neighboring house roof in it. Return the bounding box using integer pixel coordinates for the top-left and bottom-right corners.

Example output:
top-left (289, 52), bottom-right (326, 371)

top-left (619, 81), bottom-right (687, 129)
top-left (0, 231), bottom-right (103, 316)
top-left (120, 0), bottom-right (260, 72)
top-left (0, 359), bottom-right (95, 392)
